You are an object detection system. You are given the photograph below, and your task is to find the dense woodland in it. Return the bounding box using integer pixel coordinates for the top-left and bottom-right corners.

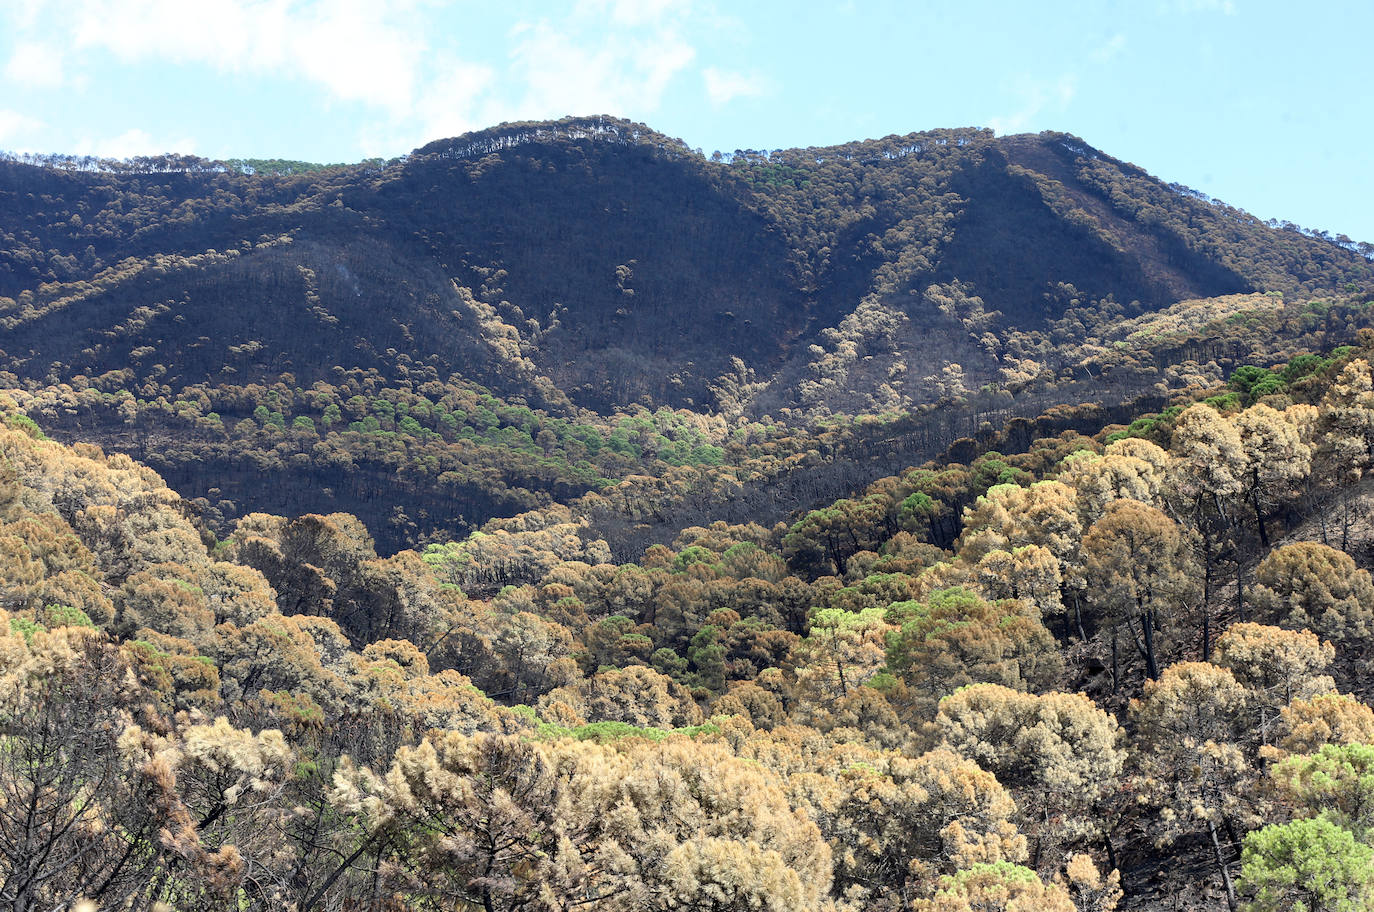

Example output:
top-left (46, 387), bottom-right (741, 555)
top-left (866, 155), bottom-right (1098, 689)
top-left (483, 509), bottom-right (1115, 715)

top-left (2, 118), bottom-right (1374, 911)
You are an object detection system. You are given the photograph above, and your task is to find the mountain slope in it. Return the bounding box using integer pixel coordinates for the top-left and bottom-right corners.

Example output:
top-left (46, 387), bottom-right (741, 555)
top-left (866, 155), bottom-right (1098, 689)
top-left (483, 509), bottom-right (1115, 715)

top-left (2, 116), bottom-right (1370, 547)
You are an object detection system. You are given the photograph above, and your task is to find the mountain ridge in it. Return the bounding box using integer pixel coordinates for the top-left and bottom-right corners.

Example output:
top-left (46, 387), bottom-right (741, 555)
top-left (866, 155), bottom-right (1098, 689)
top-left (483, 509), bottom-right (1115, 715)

top-left (2, 115), bottom-right (1371, 548)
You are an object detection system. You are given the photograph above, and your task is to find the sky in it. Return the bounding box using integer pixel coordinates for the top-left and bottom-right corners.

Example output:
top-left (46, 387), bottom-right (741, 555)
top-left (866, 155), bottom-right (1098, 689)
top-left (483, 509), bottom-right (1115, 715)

top-left (2, 0), bottom-right (1371, 243)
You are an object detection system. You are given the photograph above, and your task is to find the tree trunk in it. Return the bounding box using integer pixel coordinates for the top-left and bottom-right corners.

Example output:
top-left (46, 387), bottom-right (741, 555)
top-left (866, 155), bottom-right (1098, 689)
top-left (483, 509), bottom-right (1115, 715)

top-left (1251, 487), bottom-right (1269, 547)
top-left (1141, 611), bottom-right (1159, 680)
top-left (300, 837), bottom-right (377, 912)
top-left (1235, 557), bottom-right (1247, 623)
top-left (1111, 629), bottom-right (1119, 694)
top-left (1342, 489), bottom-right (1352, 553)
top-left (1208, 820), bottom-right (1238, 912)
top-left (1201, 540), bottom-right (1213, 660)
top-left (1202, 609), bottom-right (1211, 663)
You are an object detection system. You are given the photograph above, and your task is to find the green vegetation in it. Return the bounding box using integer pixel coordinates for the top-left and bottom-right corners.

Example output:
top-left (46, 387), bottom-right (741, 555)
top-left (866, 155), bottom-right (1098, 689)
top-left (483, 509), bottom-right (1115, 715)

top-left (3, 118), bottom-right (1374, 910)
top-left (3, 118), bottom-right (1371, 552)
top-left (2, 341), bottom-right (1374, 910)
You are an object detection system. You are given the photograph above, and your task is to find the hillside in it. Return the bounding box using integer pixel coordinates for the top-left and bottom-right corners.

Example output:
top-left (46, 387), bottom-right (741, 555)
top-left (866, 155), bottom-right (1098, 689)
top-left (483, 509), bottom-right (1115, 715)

top-left (3, 340), bottom-right (1374, 910)
top-left (2, 117), bottom-right (1372, 550)
top-left (4, 116), bottom-right (1374, 911)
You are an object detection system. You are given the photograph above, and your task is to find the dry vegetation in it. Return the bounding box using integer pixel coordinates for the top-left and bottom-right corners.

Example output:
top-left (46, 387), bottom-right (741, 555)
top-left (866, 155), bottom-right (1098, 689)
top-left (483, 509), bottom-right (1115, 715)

top-left (3, 119), bottom-right (1374, 910)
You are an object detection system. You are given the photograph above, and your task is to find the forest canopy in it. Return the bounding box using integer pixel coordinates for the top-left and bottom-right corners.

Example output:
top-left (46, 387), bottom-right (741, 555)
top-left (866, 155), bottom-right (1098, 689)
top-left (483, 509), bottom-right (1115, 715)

top-left (2, 118), bottom-right (1374, 911)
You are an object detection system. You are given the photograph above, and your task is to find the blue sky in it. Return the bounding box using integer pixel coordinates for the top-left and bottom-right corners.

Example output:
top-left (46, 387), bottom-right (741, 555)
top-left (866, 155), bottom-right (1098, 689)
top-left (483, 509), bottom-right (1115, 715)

top-left (2, 0), bottom-right (1370, 243)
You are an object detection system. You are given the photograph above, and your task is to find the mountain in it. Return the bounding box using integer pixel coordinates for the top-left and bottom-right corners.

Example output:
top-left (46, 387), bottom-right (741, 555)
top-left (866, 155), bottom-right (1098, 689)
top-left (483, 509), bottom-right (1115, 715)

top-left (2, 116), bottom-right (1371, 549)
top-left (6, 118), bottom-right (1374, 912)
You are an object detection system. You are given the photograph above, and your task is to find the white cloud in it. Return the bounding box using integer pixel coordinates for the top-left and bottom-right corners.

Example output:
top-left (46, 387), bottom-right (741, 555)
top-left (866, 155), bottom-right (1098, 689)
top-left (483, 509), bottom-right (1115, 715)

top-left (69, 0), bottom-right (284, 68)
top-left (0, 109), bottom-right (46, 149)
top-left (702, 67), bottom-right (769, 106)
top-left (1167, 0), bottom-right (1236, 13)
top-left (1091, 33), bottom-right (1126, 63)
top-left (3, 0), bottom-right (50, 30)
top-left (988, 74), bottom-right (1077, 135)
top-left (60, 0), bottom-right (425, 113)
top-left (8, 0), bottom-right (721, 156)
top-left (409, 57), bottom-right (498, 146)
top-left (44, 0), bottom-right (702, 125)
top-left (590, 0), bottom-right (690, 28)
top-left (73, 127), bottom-right (195, 158)
top-left (355, 2), bottom-right (704, 154)
top-left (289, 1), bottom-right (425, 111)
top-left (5, 41), bottom-right (66, 88)
top-left (508, 11), bottom-right (696, 121)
